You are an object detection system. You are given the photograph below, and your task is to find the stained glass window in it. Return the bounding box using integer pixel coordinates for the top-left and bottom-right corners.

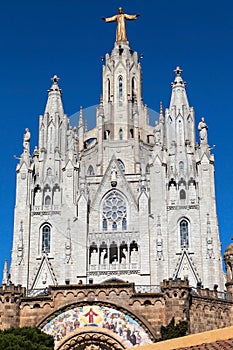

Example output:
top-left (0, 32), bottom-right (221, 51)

top-left (103, 191), bottom-right (127, 231)
top-left (180, 220), bottom-right (189, 248)
top-left (42, 225), bottom-right (51, 253)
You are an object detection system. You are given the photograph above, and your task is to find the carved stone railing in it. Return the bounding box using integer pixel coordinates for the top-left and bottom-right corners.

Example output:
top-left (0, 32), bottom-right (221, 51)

top-left (191, 287), bottom-right (233, 301)
top-left (26, 288), bottom-right (50, 297)
top-left (88, 230), bottom-right (139, 244)
top-left (134, 285), bottom-right (161, 293)
top-left (167, 204), bottom-right (199, 211)
top-left (32, 205), bottom-right (61, 216)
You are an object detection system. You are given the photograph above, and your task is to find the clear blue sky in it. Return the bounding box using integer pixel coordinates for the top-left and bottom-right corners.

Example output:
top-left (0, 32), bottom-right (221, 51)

top-left (0, 0), bottom-right (233, 280)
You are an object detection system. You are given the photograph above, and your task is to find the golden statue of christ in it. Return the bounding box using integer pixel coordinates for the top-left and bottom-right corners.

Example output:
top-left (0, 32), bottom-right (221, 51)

top-left (102, 7), bottom-right (140, 42)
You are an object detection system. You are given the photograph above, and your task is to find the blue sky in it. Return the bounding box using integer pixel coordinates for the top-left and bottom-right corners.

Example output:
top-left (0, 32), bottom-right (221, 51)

top-left (0, 0), bottom-right (233, 279)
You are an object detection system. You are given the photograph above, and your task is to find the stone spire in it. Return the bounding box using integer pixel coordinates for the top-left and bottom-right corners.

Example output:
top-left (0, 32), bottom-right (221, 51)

top-left (44, 75), bottom-right (64, 116)
top-left (169, 67), bottom-right (189, 112)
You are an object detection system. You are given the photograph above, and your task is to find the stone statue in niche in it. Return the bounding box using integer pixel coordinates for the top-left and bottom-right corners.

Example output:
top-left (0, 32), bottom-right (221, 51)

top-left (130, 248), bottom-right (139, 264)
top-left (100, 249), bottom-right (107, 265)
top-left (121, 248), bottom-right (128, 264)
top-left (90, 249), bottom-right (99, 265)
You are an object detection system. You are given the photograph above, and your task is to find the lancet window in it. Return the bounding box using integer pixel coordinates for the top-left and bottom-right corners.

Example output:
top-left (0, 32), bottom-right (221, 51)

top-left (119, 129), bottom-right (123, 140)
top-left (107, 79), bottom-right (111, 102)
top-left (119, 76), bottom-right (123, 105)
top-left (42, 225), bottom-right (51, 253)
top-left (180, 219), bottom-right (189, 248)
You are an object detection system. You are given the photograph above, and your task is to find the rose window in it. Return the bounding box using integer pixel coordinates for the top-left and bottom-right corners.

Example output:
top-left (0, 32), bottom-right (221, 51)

top-left (103, 191), bottom-right (127, 231)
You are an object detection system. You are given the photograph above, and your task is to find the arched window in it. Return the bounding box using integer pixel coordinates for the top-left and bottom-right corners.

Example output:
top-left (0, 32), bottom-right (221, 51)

top-left (122, 217), bottom-right (127, 230)
top-left (103, 219), bottom-right (107, 231)
top-left (119, 129), bottom-right (123, 140)
top-left (87, 165), bottom-right (95, 176)
top-left (117, 159), bottom-right (125, 172)
top-left (47, 168), bottom-right (52, 176)
top-left (132, 77), bottom-right (136, 102)
top-left (179, 161), bottom-right (184, 172)
top-left (130, 128), bottom-right (134, 138)
top-left (45, 195), bottom-right (51, 206)
top-left (42, 225), bottom-right (51, 253)
top-left (107, 79), bottom-right (111, 102)
top-left (102, 191), bottom-right (127, 231)
top-left (180, 220), bottom-right (189, 248)
top-left (119, 77), bottom-right (123, 105)
top-left (180, 189), bottom-right (186, 200)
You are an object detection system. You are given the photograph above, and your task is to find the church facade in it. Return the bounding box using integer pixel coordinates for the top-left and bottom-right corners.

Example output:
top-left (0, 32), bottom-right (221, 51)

top-left (8, 10), bottom-right (225, 296)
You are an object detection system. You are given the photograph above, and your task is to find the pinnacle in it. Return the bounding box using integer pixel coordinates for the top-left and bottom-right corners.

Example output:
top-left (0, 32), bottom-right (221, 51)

top-left (48, 74), bottom-right (62, 93)
top-left (173, 66), bottom-right (183, 77)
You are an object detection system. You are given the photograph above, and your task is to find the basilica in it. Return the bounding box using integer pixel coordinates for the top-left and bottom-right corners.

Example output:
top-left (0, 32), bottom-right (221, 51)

top-left (1, 8), bottom-right (232, 350)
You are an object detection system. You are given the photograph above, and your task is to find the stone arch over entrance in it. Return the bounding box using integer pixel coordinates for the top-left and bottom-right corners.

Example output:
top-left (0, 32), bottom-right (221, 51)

top-left (38, 301), bottom-right (155, 348)
top-left (55, 327), bottom-right (126, 350)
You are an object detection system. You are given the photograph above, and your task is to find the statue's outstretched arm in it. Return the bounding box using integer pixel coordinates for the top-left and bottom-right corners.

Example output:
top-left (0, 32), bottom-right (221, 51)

top-left (103, 15), bottom-right (117, 23)
top-left (124, 14), bottom-right (140, 20)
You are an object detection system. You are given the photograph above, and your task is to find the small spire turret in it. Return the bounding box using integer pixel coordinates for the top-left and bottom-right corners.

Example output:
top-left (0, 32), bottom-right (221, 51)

top-left (169, 66), bottom-right (189, 111)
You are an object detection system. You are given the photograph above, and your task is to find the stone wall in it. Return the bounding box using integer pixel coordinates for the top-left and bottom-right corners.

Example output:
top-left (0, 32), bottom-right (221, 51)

top-left (0, 279), bottom-right (233, 343)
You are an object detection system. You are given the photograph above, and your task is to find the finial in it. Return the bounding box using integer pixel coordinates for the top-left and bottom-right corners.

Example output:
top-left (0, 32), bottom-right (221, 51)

top-left (51, 75), bottom-right (60, 84)
top-left (173, 66), bottom-right (183, 76)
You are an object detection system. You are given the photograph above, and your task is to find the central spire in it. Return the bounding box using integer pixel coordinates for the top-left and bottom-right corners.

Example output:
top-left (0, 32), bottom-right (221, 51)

top-left (102, 7), bottom-right (140, 42)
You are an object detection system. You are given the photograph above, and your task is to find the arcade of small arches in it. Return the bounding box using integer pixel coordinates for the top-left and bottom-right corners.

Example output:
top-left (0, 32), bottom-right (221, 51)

top-left (33, 183), bottom-right (61, 209)
top-left (88, 240), bottom-right (139, 272)
top-left (168, 176), bottom-right (197, 205)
